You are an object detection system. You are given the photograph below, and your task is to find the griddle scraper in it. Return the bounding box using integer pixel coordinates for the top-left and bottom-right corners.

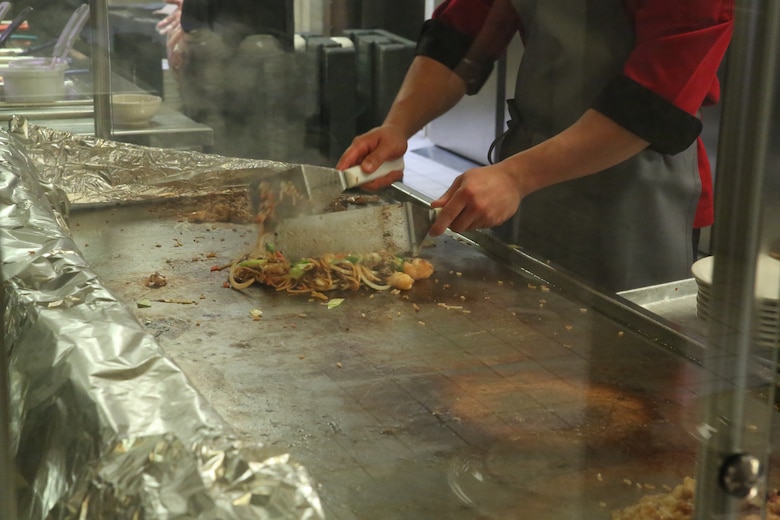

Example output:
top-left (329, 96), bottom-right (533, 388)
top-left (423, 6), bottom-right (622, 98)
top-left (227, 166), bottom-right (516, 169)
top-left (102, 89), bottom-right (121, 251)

top-left (269, 201), bottom-right (437, 260)
top-left (248, 158), bottom-right (405, 219)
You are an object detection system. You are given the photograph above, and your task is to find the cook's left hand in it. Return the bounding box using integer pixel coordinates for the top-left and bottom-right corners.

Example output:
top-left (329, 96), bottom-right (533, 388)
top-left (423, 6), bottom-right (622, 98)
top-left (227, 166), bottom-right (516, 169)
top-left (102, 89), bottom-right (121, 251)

top-left (429, 163), bottom-right (522, 236)
top-left (157, 0), bottom-right (185, 71)
top-left (156, 0), bottom-right (182, 34)
top-left (336, 124), bottom-right (407, 191)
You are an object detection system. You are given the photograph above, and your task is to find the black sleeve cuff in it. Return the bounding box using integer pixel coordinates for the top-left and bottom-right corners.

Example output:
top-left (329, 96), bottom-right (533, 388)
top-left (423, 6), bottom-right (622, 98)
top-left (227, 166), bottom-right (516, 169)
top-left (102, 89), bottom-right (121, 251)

top-left (592, 75), bottom-right (702, 155)
top-left (415, 19), bottom-right (472, 70)
top-left (415, 19), bottom-right (494, 95)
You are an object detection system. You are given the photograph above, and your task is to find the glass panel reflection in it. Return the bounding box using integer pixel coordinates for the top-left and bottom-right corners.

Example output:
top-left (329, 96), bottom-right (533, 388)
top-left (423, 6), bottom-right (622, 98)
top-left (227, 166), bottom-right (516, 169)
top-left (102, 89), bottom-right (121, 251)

top-left (1, 1), bottom-right (779, 519)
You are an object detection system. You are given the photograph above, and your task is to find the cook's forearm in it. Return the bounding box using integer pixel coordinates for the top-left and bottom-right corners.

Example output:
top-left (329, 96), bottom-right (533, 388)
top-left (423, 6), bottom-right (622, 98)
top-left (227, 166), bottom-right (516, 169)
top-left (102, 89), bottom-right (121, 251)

top-left (383, 56), bottom-right (467, 139)
top-left (505, 109), bottom-right (650, 197)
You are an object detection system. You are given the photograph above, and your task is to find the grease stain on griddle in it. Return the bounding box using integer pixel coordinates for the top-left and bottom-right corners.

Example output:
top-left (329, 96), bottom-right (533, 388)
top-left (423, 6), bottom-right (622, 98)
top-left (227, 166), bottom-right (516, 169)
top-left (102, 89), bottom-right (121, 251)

top-left (142, 317), bottom-right (191, 340)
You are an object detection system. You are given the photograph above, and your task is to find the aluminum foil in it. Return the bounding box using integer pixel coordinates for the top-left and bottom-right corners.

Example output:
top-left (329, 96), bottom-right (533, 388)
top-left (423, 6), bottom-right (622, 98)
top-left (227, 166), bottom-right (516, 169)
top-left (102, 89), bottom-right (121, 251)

top-left (1, 118), bottom-right (324, 519)
top-left (6, 115), bottom-right (291, 206)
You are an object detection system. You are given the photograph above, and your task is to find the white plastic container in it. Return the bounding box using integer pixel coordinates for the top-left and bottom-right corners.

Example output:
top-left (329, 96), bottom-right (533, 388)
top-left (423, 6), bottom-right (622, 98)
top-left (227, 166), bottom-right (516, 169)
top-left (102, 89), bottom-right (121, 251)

top-left (2, 59), bottom-right (66, 103)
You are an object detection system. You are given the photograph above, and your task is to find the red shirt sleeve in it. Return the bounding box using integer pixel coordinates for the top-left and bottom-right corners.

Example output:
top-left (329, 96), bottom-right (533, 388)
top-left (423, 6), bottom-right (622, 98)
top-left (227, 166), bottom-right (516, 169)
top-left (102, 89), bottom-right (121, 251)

top-left (421, 0), bottom-right (518, 94)
top-left (618, 1), bottom-right (733, 228)
top-left (427, 0), bottom-right (732, 228)
top-left (431, 0), bottom-right (733, 113)
top-left (623, 0), bottom-right (734, 112)
top-left (432, 0), bottom-right (494, 41)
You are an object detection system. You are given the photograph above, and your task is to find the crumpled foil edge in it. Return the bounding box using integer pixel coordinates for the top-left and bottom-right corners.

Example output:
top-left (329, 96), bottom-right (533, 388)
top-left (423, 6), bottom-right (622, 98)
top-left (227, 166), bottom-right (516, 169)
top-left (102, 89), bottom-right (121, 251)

top-left (6, 115), bottom-right (291, 207)
top-left (1, 119), bottom-right (324, 519)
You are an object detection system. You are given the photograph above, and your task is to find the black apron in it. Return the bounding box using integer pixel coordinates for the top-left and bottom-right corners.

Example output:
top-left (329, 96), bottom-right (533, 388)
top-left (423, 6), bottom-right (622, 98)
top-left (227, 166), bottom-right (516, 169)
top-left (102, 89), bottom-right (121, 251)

top-left (496, 0), bottom-right (700, 291)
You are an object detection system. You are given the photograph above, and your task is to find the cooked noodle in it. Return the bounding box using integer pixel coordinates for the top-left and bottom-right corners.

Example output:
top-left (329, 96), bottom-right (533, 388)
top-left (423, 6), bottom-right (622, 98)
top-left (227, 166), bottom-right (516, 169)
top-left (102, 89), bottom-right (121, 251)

top-left (225, 237), bottom-right (432, 294)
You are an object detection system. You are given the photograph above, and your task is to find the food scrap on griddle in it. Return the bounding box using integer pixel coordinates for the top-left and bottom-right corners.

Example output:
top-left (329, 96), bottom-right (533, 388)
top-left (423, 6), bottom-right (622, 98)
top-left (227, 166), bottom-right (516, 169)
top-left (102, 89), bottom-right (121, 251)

top-left (187, 193), bottom-right (254, 224)
top-left (146, 272), bottom-right (167, 288)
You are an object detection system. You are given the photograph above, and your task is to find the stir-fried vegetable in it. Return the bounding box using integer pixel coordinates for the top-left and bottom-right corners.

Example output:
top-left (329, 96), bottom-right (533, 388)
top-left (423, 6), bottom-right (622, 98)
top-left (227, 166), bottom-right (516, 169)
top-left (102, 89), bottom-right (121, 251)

top-left (226, 238), bottom-right (434, 294)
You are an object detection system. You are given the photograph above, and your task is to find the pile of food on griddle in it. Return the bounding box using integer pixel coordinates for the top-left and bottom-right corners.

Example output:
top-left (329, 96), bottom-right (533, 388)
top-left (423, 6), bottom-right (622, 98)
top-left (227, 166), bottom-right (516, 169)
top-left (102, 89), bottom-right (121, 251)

top-left (205, 188), bottom-right (435, 298)
top-left (225, 239), bottom-right (433, 299)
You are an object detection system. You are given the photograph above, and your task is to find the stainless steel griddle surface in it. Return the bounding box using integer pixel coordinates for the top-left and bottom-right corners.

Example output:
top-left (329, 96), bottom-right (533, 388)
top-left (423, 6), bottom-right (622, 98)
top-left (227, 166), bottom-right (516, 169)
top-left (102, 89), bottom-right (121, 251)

top-left (67, 199), bottom-right (731, 519)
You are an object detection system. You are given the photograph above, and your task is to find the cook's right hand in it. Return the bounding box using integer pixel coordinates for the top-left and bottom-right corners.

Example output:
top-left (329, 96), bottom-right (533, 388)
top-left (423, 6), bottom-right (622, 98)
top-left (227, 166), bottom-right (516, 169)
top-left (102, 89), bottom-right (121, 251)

top-left (429, 162), bottom-right (523, 237)
top-left (337, 125), bottom-right (407, 191)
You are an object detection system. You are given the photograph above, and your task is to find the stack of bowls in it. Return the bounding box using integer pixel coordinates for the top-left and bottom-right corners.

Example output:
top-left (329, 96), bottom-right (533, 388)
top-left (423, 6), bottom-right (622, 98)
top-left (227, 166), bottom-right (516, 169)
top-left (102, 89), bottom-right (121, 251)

top-left (692, 255), bottom-right (780, 348)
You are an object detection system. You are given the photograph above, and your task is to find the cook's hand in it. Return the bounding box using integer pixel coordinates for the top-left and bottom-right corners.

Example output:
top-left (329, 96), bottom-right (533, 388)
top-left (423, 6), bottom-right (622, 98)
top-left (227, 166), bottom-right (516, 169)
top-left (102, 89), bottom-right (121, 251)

top-left (156, 0), bottom-right (182, 34)
top-left (157, 0), bottom-right (185, 71)
top-left (430, 163), bottom-right (522, 236)
top-left (336, 125), bottom-right (406, 191)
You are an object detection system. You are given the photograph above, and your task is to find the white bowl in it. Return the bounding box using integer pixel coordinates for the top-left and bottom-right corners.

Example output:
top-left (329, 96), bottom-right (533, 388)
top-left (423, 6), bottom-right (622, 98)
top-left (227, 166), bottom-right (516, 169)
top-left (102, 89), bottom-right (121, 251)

top-left (111, 93), bottom-right (162, 127)
top-left (2, 59), bottom-right (67, 103)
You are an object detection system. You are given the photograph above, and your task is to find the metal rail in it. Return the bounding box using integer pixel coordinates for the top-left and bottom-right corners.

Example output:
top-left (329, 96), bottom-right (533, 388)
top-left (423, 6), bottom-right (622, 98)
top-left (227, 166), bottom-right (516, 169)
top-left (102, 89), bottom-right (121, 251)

top-left (0, 247), bottom-right (17, 520)
top-left (89, 0), bottom-right (112, 138)
top-left (692, 0), bottom-right (780, 516)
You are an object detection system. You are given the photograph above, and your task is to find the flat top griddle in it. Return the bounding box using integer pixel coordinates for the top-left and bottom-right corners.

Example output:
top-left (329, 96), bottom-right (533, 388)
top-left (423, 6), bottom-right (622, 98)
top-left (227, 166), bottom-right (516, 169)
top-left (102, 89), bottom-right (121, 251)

top-left (67, 197), bottom-right (777, 519)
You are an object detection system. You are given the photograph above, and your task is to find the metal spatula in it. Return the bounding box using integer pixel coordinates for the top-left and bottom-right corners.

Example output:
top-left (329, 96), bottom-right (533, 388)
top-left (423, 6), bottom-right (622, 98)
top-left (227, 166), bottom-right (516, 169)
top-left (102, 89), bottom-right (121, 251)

top-left (248, 158), bottom-right (405, 221)
top-left (0, 3), bottom-right (12, 22)
top-left (50, 4), bottom-right (90, 67)
top-left (270, 201), bottom-right (437, 260)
